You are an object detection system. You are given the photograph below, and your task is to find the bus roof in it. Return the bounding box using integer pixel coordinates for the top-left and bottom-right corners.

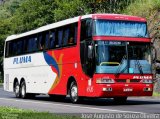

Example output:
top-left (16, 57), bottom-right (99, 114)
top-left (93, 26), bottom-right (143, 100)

top-left (81, 14), bottom-right (146, 22)
top-left (6, 14), bottom-right (147, 41)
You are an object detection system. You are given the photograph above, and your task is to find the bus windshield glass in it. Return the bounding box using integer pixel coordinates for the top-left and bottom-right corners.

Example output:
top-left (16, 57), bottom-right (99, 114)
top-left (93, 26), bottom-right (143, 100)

top-left (94, 20), bottom-right (149, 38)
top-left (95, 41), bottom-right (151, 74)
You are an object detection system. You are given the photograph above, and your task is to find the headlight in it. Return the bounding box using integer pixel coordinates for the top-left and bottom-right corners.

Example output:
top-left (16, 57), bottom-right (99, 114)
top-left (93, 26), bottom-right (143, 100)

top-left (96, 78), bottom-right (115, 84)
top-left (141, 79), bottom-right (153, 84)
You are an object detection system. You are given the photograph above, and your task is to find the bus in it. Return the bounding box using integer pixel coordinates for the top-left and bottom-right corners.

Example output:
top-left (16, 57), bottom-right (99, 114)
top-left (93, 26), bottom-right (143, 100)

top-left (4, 14), bottom-right (153, 103)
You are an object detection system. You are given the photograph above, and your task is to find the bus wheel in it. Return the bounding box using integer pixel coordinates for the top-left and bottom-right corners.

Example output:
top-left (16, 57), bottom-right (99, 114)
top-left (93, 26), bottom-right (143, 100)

top-left (114, 97), bottom-right (127, 104)
top-left (20, 81), bottom-right (27, 99)
top-left (69, 81), bottom-right (79, 103)
top-left (14, 81), bottom-right (20, 98)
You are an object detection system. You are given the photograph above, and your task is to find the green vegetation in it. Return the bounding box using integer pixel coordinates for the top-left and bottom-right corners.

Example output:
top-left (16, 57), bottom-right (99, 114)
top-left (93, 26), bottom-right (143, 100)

top-left (0, 106), bottom-right (80, 119)
top-left (123, 0), bottom-right (160, 19)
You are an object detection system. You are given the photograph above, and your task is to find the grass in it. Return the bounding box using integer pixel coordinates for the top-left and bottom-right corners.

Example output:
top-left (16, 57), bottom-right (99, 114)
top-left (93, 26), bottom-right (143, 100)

top-left (0, 107), bottom-right (80, 119)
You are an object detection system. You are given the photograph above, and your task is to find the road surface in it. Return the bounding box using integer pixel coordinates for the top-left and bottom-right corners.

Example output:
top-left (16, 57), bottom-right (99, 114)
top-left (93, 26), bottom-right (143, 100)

top-left (0, 86), bottom-right (160, 114)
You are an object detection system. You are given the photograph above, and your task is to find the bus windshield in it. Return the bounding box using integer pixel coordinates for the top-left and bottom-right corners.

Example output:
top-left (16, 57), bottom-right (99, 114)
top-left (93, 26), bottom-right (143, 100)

top-left (94, 20), bottom-right (149, 38)
top-left (95, 41), bottom-right (151, 74)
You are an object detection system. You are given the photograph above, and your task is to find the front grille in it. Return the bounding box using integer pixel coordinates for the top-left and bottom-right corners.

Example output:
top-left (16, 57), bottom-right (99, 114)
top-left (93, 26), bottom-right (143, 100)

top-left (130, 79), bottom-right (140, 82)
top-left (116, 79), bottom-right (126, 82)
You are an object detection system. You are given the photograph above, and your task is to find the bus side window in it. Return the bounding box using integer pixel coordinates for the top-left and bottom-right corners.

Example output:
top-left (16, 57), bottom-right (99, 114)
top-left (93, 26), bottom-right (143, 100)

top-left (13, 42), bottom-right (17, 56)
top-left (45, 31), bottom-right (49, 49)
top-left (68, 23), bottom-right (77, 45)
top-left (81, 19), bottom-right (92, 42)
top-left (38, 32), bottom-right (45, 50)
top-left (24, 38), bottom-right (28, 53)
top-left (17, 40), bottom-right (23, 55)
top-left (5, 41), bottom-right (12, 57)
top-left (68, 37), bottom-right (74, 45)
top-left (9, 42), bottom-right (13, 56)
top-left (54, 29), bottom-right (59, 48)
top-left (74, 24), bottom-right (78, 44)
top-left (58, 29), bottom-right (63, 48)
top-left (27, 35), bottom-right (38, 53)
top-left (66, 23), bottom-right (77, 46)
top-left (63, 27), bottom-right (70, 46)
top-left (49, 31), bottom-right (55, 49)
top-left (27, 38), bottom-right (32, 52)
top-left (32, 37), bottom-right (38, 52)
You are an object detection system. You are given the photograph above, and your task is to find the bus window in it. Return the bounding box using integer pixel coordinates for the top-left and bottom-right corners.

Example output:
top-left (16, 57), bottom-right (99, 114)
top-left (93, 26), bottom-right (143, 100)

top-left (81, 19), bottom-right (92, 42)
top-left (28, 38), bottom-right (32, 52)
top-left (38, 32), bottom-right (45, 50)
top-left (63, 28), bottom-right (70, 46)
top-left (68, 37), bottom-right (74, 45)
top-left (33, 37), bottom-right (38, 52)
top-left (74, 24), bottom-right (77, 44)
top-left (58, 29), bottom-right (63, 48)
top-left (27, 35), bottom-right (38, 53)
top-left (13, 42), bottom-right (17, 56)
top-left (45, 32), bottom-right (49, 49)
top-left (69, 23), bottom-right (77, 45)
top-left (5, 42), bottom-right (12, 57)
top-left (23, 38), bottom-right (28, 53)
top-left (17, 40), bottom-right (23, 55)
top-left (49, 31), bottom-right (55, 49)
top-left (66, 23), bottom-right (77, 46)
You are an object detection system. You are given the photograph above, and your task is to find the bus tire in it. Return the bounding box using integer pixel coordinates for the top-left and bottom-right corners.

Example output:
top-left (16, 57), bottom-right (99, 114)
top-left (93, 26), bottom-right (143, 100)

top-left (14, 81), bottom-right (20, 98)
top-left (20, 81), bottom-right (27, 99)
top-left (69, 81), bottom-right (79, 103)
top-left (114, 97), bottom-right (127, 104)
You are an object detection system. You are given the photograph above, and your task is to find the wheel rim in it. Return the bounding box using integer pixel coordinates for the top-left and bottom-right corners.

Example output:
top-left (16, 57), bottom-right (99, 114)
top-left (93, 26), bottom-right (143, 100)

top-left (21, 85), bottom-right (25, 97)
top-left (15, 84), bottom-right (19, 95)
top-left (71, 85), bottom-right (78, 102)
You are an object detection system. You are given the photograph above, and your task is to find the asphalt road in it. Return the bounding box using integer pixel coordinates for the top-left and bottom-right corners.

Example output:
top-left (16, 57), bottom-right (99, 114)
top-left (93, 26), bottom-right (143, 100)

top-left (0, 86), bottom-right (160, 114)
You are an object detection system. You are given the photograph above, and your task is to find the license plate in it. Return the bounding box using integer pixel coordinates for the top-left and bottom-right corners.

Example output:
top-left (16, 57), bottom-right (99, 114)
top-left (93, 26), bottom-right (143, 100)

top-left (123, 88), bottom-right (133, 92)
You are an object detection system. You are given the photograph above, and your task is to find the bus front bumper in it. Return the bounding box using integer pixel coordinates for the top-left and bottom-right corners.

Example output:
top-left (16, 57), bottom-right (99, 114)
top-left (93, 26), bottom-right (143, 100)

top-left (92, 83), bottom-right (153, 97)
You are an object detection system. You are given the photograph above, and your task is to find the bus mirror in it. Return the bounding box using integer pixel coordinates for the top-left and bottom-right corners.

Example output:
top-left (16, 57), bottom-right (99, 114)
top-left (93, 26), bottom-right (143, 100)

top-left (88, 45), bottom-right (93, 59)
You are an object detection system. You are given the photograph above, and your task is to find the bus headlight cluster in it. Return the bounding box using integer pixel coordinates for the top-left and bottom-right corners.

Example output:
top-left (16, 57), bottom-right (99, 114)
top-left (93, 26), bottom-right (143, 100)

top-left (141, 79), bottom-right (153, 84)
top-left (96, 78), bottom-right (115, 84)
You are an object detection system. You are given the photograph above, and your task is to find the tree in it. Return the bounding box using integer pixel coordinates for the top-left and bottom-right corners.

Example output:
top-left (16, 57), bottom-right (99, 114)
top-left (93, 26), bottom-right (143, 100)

top-left (12, 0), bottom-right (56, 33)
top-left (0, 0), bottom-right (25, 19)
top-left (53, 0), bottom-right (90, 22)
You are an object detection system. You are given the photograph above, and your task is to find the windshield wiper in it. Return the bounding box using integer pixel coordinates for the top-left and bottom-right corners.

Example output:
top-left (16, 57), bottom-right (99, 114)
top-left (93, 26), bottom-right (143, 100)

top-left (115, 55), bottom-right (127, 77)
top-left (135, 59), bottom-right (143, 75)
